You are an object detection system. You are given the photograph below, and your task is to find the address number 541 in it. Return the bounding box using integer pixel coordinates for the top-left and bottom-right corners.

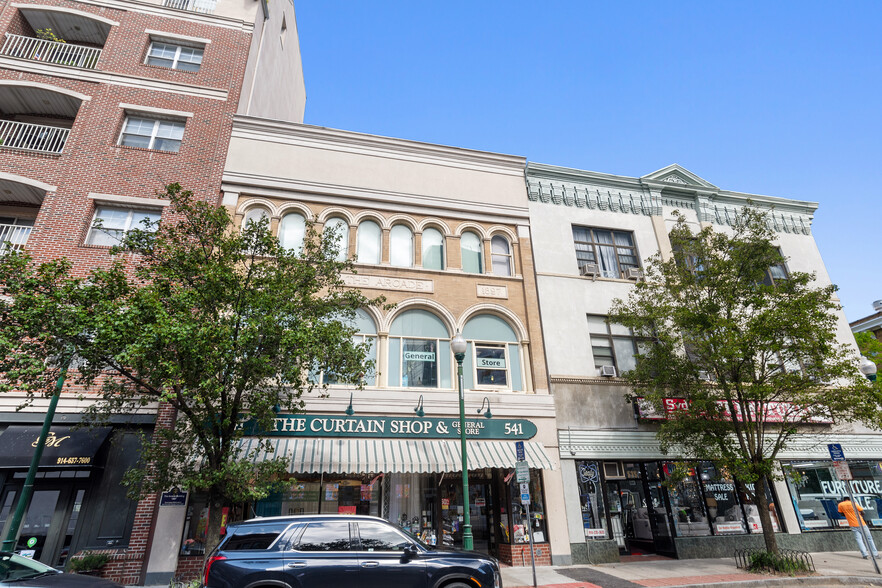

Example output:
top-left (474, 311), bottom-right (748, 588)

top-left (504, 423), bottom-right (523, 435)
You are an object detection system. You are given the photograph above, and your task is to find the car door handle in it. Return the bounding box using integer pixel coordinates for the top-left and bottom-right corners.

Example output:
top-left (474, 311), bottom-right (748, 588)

top-left (287, 561), bottom-right (307, 569)
top-left (360, 561), bottom-right (380, 568)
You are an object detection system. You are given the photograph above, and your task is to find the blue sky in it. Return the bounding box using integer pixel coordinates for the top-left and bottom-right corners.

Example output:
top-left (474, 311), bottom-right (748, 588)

top-left (295, 1), bottom-right (881, 322)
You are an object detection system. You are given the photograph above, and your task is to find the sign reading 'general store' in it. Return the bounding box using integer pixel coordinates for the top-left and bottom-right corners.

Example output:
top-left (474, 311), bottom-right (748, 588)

top-left (241, 414), bottom-right (537, 440)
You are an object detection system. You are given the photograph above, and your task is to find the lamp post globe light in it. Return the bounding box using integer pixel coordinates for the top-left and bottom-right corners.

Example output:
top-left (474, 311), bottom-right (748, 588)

top-left (450, 331), bottom-right (473, 550)
top-left (860, 356), bottom-right (878, 382)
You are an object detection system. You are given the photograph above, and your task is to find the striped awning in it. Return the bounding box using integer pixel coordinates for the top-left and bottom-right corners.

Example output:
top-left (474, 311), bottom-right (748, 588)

top-left (237, 438), bottom-right (555, 474)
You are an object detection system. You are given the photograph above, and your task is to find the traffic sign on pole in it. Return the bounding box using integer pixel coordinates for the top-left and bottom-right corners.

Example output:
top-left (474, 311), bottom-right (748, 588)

top-left (515, 460), bottom-right (529, 483)
top-left (515, 441), bottom-right (526, 462)
top-left (828, 443), bottom-right (846, 461)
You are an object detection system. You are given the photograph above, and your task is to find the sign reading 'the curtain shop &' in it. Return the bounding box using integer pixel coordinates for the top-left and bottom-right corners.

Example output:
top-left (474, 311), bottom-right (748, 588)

top-left (243, 414), bottom-right (537, 440)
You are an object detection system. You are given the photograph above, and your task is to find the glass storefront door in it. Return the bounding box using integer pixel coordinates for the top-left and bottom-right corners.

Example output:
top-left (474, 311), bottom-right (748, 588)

top-left (0, 482), bottom-right (89, 567)
top-left (604, 463), bottom-right (676, 556)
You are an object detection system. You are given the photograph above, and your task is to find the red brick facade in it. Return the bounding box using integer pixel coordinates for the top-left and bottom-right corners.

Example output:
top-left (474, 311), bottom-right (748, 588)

top-left (0, 0), bottom-right (254, 583)
top-left (498, 542), bottom-right (553, 567)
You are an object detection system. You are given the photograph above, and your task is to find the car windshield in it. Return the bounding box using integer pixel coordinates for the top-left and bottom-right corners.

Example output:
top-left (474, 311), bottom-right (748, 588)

top-left (0, 553), bottom-right (57, 582)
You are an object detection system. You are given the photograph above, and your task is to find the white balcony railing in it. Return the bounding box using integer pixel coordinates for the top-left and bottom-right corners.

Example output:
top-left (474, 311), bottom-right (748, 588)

top-left (1, 34), bottom-right (101, 69)
top-left (0, 224), bottom-right (32, 252)
top-left (0, 120), bottom-right (70, 154)
top-left (162, 0), bottom-right (217, 14)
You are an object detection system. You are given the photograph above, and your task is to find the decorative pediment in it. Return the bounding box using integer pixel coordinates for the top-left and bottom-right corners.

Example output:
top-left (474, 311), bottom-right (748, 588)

top-left (641, 164), bottom-right (718, 190)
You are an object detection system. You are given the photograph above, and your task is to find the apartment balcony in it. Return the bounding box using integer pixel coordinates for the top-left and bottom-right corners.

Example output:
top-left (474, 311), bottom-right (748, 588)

top-left (162, 0), bottom-right (218, 14)
top-left (1, 33), bottom-right (101, 69)
top-left (0, 222), bottom-right (32, 252)
top-left (0, 120), bottom-right (70, 154)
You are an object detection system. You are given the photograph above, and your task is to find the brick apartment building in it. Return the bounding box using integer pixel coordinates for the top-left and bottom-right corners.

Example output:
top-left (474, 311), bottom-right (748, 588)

top-left (0, 0), bottom-right (304, 582)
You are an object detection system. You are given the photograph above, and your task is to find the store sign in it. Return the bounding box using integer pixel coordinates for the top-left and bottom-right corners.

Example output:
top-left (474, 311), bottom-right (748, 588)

top-left (635, 397), bottom-right (833, 424)
top-left (0, 426), bottom-right (111, 468)
top-left (160, 491), bottom-right (188, 507)
top-left (243, 414), bottom-right (537, 440)
top-left (584, 528), bottom-right (606, 538)
top-left (477, 357), bottom-right (506, 369)
top-left (341, 273), bottom-right (433, 293)
top-left (404, 351), bottom-right (435, 362)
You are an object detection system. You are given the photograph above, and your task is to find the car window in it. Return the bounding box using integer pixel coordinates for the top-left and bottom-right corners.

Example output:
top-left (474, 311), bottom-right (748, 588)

top-left (0, 553), bottom-right (57, 581)
top-left (222, 522), bottom-right (291, 551)
top-left (357, 522), bottom-right (412, 552)
top-left (296, 522), bottom-right (353, 551)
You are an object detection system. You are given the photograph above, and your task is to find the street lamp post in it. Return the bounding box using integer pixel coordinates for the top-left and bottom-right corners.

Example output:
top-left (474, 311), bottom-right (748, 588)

top-left (451, 331), bottom-right (473, 551)
top-left (860, 356), bottom-right (878, 382)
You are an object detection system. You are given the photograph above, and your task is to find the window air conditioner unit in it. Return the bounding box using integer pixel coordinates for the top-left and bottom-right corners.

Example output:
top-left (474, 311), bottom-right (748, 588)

top-left (624, 267), bottom-right (644, 281)
top-left (579, 262), bottom-right (600, 279)
top-left (599, 365), bottom-right (617, 378)
top-left (603, 461), bottom-right (625, 479)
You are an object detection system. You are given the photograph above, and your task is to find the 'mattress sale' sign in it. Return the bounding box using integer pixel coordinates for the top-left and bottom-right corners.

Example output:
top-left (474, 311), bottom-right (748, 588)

top-left (635, 397), bottom-right (832, 424)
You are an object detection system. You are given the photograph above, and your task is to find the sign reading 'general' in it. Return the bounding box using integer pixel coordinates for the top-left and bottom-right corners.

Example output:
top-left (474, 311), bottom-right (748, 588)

top-left (242, 414), bottom-right (537, 440)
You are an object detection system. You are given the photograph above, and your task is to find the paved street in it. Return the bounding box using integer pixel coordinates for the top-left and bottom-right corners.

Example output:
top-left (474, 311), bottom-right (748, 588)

top-left (501, 551), bottom-right (882, 588)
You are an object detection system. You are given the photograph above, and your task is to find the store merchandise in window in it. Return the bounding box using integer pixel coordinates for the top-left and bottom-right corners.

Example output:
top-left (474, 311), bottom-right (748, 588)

top-left (699, 463), bottom-right (747, 534)
top-left (785, 460), bottom-right (882, 531)
top-left (576, 461), bottom-right (607, 539)
top-left (509, 472), bottom-right (547, 544)
top-left (663, 463), bottom-right (711, 537)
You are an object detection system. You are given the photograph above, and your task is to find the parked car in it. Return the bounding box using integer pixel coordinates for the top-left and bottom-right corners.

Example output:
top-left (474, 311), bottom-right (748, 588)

top-left (0, 552), bottom-right (122, 587)
top-left (203, 514), bottom-right (502, 588)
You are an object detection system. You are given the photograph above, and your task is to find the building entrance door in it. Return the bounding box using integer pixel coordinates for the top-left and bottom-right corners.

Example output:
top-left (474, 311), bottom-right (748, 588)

top-left (0, 481), bottom-right (89, 567)
top-left (604, 463), bottom-right (676, 557)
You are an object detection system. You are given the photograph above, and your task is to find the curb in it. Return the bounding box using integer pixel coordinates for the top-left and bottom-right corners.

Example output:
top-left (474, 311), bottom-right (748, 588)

top-left (660, 576), bottom-right (882, 587)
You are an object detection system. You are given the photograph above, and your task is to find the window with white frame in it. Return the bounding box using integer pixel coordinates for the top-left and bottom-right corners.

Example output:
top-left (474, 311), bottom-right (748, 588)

top-left (279, 212), bottom-right (306, 253)
top-left (421, 227), bottom-right (444, 270)
top-left (388, 310), bottom-right (452, 389)
top-left (119, 116), bottom-right (185, 152)
top-left (320, 309), bottom-right (378, 386)
top-left (146, 41), bottom-right (204, 72)
top-left (389, 224), bottom-right (413, 267)
top-left (357, 220), bottom-right (382, 264)
top-left (573, 226), bottom-right (639, 278)
top-left (587, 314), bottom-right (641, 376)
top-left (86, 206), bottom-right (161, 246)
top-left (242, 207), bottom-right (269, 229)
top-left (323, 217), bottom-right (349, 261)
top-left (461, 231), bottom-right (483, 274)
top-left (490, 235), bottom-right (512, 276)
top-left (462, 314), bottom-right (523, 391)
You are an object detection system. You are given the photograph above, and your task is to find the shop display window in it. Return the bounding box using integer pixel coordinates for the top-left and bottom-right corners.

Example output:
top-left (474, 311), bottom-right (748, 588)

top-left (576, 461), bottom-right (607, 539)
top-left (663, 462), bottom-right (711, 537)
top-left (509, 471), bottom-right (547, 544)
top-left (180, 494), bottom-right (209, 556)
top-left (387, 473), bottom-right (436, 544)
top-left (698, 463), bottom-right (747, 534)
top-left (785, 460), bottom-right (882, 531)
top-left (738, 481), bottom-right (782, 533)
top-left (255, 476), bottom-right (381, 519)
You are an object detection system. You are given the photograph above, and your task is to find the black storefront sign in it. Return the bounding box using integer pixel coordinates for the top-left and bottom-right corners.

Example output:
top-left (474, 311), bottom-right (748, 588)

top-left (0, 426), bottom-right (111, 468)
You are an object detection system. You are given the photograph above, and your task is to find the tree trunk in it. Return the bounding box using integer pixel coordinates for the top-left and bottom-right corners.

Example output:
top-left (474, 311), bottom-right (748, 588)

top-left (203, 490), bottom-right (225, 562)
top-left (755, 474), bottom-right (779, 554)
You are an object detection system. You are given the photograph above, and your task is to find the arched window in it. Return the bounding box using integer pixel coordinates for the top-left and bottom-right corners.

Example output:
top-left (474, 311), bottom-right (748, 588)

top-left (421, 227), bottom-right (445, 270)
top-left (491, 235), bottom-right (512, 276)
top-left (321, 309), bottom-right (378, 386)
top-left (461, 231), bottom-right (483, 274)
top-left (357, 220), bottom-right (382, 264)
top-left (278, 212), bottom-right (306, 253)
top-left (324, 217), bottom-right (349, 261)
top-left (242, 207), bottom-right (269, 228)
top-left (462, 314), bottom-right (522, 391)
top-left (389, 224), bottom-right (413, 267)
top-left (389, 309), bottom-right (452, 389)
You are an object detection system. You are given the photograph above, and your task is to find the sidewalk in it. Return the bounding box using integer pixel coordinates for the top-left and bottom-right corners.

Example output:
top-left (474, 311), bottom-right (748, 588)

top-left (502, 551), bottom-right (882, 588)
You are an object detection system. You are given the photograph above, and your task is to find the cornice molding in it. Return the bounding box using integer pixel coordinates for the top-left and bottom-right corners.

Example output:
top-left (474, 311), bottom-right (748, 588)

top-left (231, 116), bottom-right (528, 176)
top-left (526, 162), bottom-right (817, 235)
top-left (851, 312), bottom-right (882, 334)
top-left (71, 0), bottom-right (255, 31)
top-left (0, 57), bottom-right (229, 101)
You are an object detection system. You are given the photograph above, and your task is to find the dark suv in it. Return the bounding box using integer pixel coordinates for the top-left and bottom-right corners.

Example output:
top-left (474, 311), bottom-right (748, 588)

top-left (202, 514), bottom-right (502, 588)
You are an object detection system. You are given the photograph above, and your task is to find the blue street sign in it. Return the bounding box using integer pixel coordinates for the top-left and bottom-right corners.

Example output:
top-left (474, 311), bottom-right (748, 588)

top-left (828, 443), bottom-right (846, 461)
top-left (520, 492), bottom-right (531, 504)
top-left (515, 441), bottom-right (525, 462)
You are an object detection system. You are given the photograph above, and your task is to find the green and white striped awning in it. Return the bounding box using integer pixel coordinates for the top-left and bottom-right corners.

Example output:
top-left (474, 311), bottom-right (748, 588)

top-left (237, 438), bottom-right (554, 474)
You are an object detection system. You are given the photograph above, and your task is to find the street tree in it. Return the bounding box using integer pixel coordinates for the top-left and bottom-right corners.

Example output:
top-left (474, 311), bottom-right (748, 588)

top-left (0, 184), bottom-right (385, 553)
top-left (856, 331), bottom-right (882, 371)
top-left (609, 208), bottom-right (881, 555)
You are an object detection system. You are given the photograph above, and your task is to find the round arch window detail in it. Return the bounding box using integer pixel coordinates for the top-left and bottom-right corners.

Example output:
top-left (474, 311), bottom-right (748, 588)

top-left (389, 309), bottom-right (452, 389)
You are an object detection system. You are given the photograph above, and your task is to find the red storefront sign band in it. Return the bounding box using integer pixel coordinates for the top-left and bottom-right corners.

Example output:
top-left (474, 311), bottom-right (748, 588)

top-left (635, 397), bottom-right (833, 424)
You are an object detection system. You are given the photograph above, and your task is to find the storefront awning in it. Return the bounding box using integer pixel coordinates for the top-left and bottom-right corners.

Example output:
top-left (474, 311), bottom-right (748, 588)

top-left (0, 425), bottom-right (111, 468)
top-left (238, 438), bottom-right (555, 474)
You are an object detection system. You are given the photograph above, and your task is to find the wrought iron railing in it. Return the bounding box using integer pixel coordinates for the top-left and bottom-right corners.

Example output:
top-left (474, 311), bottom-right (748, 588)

top-left (0, 120), bottom-right (70, 154)
top-left (1, 33), bottom-right (101, 69)
top-left (162, 0), bottom-right (217, 14)
top-left (734, 547), bottom-right (815, 573)
top-left (0, 224), bottom-right (32, 252)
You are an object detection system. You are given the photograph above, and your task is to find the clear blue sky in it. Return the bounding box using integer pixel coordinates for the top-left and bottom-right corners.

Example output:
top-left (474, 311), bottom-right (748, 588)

top-left (295, 1), bottom-right (881, 322)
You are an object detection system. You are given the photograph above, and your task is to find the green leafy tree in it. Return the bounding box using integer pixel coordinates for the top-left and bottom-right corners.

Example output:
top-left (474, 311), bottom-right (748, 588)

top-left (0, 184), bottom-right (385, 554)
top-left (856, 331), bottom-right (882, 375)
top-left (609, 207), bottom-right (881, 554)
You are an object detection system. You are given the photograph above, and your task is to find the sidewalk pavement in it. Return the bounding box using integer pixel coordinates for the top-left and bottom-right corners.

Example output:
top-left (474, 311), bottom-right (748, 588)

top-left (502, 551), bottom-right (882, 588)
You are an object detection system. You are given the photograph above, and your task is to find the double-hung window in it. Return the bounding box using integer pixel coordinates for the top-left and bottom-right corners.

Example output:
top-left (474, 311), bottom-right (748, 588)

top-left (762, 250), bottom-right (789, 286)
top-left (86, 206), bottom-right (161, 246)
top-left (119, 116), bottom-right (186, 152)
top-left (587, 314), bottom-right (641, 376)
top-left (573, 227), bottom-right (639, 278)
top-left (146, 41), bottom-right (204, 72)
top-left (474, 343), bottom-right (509, 387)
